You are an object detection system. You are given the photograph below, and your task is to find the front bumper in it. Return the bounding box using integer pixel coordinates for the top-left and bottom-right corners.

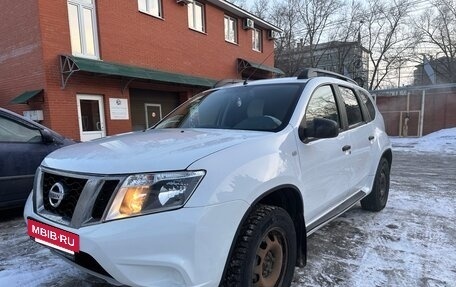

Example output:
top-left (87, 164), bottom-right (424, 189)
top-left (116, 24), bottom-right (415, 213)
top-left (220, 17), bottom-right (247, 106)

top-left (24, 196), bottom-right (249, 287)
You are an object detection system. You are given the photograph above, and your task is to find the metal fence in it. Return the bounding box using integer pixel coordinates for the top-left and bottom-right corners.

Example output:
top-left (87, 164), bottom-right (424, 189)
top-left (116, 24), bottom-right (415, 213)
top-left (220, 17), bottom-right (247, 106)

top-left (370, 83), bottom-right (456, 137)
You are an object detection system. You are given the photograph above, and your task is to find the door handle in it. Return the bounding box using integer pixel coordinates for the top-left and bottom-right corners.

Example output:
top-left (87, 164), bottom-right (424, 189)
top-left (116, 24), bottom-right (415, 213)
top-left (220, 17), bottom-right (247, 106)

top-left (368, 136), bottom-right (375, 141)
top-left (342, 145), bottom-right (351, 152)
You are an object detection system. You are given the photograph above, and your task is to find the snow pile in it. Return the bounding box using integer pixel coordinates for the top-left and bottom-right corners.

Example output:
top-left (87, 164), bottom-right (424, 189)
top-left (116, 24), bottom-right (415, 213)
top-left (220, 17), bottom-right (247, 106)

top-left (390, 128), bottom-right (456, 154)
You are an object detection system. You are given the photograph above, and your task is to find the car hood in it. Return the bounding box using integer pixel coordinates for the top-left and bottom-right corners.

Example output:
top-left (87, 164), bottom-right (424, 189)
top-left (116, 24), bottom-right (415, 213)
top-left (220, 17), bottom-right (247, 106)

top-left (42, 129), bottom-right (266, 174)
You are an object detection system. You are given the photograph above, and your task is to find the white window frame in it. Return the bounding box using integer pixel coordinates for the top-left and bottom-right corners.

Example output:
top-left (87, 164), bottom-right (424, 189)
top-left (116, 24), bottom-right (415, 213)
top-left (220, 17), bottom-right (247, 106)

top-left (252, 28), bottom-right (262, 52)
top-left (224, 15), bottom-right (237, 44)
top-left (67, 0), bottom-right (100, 59)
top-left (188, 1), bottom-right (205, 33)
top-left (138, 0), bottom-right (162, 18)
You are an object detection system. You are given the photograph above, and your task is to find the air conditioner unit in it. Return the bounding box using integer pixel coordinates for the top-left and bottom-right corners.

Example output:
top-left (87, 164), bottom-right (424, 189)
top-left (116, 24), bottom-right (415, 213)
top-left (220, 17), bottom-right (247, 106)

top-left (176, 0), bottom-right (192, 5)
top-left (243, 18), bottom-right (255, 30)
top-left (268, 30), bottom-right (278, 40)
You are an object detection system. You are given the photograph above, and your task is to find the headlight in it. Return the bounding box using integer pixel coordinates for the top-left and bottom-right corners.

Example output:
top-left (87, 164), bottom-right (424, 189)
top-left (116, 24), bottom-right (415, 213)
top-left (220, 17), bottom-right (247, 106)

top-left (105, 170), bottom-right (205, 220)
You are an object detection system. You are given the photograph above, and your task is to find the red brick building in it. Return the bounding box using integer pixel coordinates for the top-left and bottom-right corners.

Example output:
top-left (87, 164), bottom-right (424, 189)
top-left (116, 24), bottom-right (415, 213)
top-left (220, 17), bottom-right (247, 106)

top-left (0, 0), bottom-right (282, 141)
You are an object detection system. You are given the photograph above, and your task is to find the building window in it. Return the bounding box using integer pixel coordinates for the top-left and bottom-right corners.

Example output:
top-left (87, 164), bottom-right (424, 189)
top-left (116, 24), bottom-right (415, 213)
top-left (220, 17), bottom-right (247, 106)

top-left (224, 16), bottom-right (237, 43)
top-left (188, 1), bottom-right (205, 32)
top-left (67, 0), bottom-right (99, 58)
top-left (138, 0), bottom-right (162, 18)
top-left (252, 28), bottom-right (262, 52)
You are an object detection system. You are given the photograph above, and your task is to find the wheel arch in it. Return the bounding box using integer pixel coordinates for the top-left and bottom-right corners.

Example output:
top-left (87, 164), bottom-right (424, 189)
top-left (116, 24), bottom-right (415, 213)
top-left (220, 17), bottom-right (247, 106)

top-left (220, 184), bottom-right (307, 285)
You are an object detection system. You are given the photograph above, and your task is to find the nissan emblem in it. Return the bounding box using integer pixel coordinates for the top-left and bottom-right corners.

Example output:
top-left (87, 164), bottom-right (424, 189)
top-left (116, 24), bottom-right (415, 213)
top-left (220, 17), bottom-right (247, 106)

top-left (48, 182), bottom-right (66, 208)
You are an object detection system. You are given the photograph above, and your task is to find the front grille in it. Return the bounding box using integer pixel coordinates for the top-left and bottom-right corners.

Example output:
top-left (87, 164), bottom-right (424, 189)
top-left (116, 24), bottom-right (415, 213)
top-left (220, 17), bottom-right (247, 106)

top-left (91, 180), bottom-right (119, 220)
top-left (38, 169), bottom-right (124, 228)
top-left (42, 173), bottom-right (88, 220)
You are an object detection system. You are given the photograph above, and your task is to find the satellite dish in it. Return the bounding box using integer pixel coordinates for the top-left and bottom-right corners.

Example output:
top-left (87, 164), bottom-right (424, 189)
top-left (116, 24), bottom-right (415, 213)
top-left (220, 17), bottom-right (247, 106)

top-left (353, 59), bottom-right (362, 69)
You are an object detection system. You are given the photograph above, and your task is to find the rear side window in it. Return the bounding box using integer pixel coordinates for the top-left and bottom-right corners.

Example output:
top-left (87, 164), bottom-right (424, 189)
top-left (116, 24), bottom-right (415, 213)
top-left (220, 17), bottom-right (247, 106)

top-left (359, 90), bottom-right (376, 121)
top-left (339, 87), bottom-right (363, 127)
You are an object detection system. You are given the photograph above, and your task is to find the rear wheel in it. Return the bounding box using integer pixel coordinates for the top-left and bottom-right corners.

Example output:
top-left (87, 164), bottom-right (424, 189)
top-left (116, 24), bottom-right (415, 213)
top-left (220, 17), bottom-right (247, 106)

top-left (361, 157), bottom-right (390, 211)
top-left (222, 205), bottom-right (297, 287)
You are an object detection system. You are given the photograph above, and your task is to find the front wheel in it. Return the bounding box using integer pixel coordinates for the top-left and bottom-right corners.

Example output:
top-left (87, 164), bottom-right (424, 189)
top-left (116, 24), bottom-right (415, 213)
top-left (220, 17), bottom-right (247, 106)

top-left (221, 205), bottom-right (297, 287)
top-left (361, 157), bottom-right (390, 211)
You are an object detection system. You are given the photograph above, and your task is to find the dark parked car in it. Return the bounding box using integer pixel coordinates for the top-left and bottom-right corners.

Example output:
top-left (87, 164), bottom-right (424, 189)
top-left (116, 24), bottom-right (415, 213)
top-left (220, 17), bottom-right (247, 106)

top-left (0, 107), bottom-right (74, 209)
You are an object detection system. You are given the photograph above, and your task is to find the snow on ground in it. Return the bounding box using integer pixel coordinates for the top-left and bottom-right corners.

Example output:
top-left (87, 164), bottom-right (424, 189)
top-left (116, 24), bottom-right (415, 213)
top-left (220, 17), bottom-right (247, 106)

top-left (0, 129), bottom-right (455, 286)
top-left (390, 128), bottom-right (456, 154)
top-left (293, 151), bottom-right (456, 287)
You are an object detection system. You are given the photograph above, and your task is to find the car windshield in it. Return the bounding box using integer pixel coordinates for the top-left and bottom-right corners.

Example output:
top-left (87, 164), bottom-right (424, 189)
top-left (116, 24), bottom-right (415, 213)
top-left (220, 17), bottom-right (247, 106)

top-left (155, 83), bottom-right (303, 132)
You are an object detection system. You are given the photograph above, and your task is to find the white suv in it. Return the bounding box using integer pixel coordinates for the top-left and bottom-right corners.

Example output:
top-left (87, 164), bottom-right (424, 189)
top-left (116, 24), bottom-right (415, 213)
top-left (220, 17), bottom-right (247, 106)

top-left (24, 69), bottom-right (392, 287)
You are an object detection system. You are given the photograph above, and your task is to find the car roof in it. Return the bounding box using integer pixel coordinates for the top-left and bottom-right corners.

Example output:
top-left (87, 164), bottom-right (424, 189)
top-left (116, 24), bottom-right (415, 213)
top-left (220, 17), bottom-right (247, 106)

top-left (0, 107), bottom-right (43, 128)
top-left (216, 76), bottom-right (367, 93)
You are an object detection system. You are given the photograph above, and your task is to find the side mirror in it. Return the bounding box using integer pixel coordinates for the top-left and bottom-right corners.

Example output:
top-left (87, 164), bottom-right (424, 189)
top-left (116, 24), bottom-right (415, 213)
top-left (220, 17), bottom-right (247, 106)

top-left (41, 129), bottom-right (55, 144)
top-left (300, 118), bottom-right (339, 141)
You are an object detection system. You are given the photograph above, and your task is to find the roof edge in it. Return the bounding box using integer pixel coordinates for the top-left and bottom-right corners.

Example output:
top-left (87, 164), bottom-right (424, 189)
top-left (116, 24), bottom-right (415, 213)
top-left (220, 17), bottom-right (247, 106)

top-left (205, 0), bottom-right (282, 32)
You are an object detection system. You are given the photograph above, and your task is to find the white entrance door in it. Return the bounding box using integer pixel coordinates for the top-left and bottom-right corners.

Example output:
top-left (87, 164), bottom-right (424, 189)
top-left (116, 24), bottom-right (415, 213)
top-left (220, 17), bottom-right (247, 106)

top-left (77, 95), bottom-right (106, 141)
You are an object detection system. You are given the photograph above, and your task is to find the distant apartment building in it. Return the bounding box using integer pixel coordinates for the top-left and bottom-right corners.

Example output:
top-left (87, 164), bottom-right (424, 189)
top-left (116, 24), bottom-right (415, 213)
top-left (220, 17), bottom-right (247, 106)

top-left (0, 0), bottom-right (282, 141)
top-left (413, 56), bottom-right (456, 85)
top-left (276, 40), bottom-right (370, 89)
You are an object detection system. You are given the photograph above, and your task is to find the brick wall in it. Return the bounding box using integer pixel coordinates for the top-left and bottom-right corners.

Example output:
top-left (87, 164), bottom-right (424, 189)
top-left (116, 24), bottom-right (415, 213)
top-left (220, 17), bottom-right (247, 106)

top-left (0, 0), bottom-right (46, 114)
top-left (95, 0), bottom-right (275, 79)
top-left (35, 0), bottom-right (276, 85)
top-left (1, 0), bottom-right (277, 140)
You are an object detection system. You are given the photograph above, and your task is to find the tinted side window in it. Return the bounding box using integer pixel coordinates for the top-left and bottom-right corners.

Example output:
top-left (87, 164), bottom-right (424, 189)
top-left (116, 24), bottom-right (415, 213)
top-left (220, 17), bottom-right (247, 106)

top-left (359, 90), bottom-right (376, 121)
top-left (339, 87), bottom-right (363, 127)
top-left (305, 85), bottom-right (340, 128)
top-left (0, 117), bottom-right (41, 143)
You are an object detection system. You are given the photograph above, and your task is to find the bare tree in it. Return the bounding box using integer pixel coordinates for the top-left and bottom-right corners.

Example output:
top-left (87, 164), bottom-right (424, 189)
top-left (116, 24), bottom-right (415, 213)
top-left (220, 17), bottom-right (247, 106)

top-left (297, 0), bottom-right (342, 67)
top-left (249, 0), bottom-right (271, 19)
top-left (361, 0), bottom-right (416, 90)
top-left (270, 0), bottom-right (303, 76)
top-left (414, 0), bottom-right (456, 83)
top-left (250, 0), bottom-right (416, 88)
top-left (271, 0), bottom-right (345, 76)
top-left (227, 0), bottom-right (247, 9)
top-left (325, 0), bottom-right (365, 74)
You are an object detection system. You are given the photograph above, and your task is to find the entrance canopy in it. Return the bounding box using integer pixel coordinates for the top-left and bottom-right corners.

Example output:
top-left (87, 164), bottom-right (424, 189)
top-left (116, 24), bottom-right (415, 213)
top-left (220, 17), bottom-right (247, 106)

top-left (237, 58), bottom-right (285, 77)
top-left (10, 89), bottom-right (43, 104)
top-left (60, 55), bottom-right (217, 89)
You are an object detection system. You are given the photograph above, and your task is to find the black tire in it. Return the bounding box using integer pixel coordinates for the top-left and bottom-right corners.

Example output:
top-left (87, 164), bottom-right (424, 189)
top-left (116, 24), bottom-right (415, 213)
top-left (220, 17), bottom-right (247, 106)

top-left (221, 205), bottom-right (297, 287)
top-left (361, 157), bottom-right (390, 211)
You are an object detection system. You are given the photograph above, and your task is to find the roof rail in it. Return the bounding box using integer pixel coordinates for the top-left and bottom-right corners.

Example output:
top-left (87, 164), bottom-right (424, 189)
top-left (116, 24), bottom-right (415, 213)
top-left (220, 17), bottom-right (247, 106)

top-left (297, 68), bottom-right (358, 85)
top-left (213, 79), bottom-right (244, 88)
